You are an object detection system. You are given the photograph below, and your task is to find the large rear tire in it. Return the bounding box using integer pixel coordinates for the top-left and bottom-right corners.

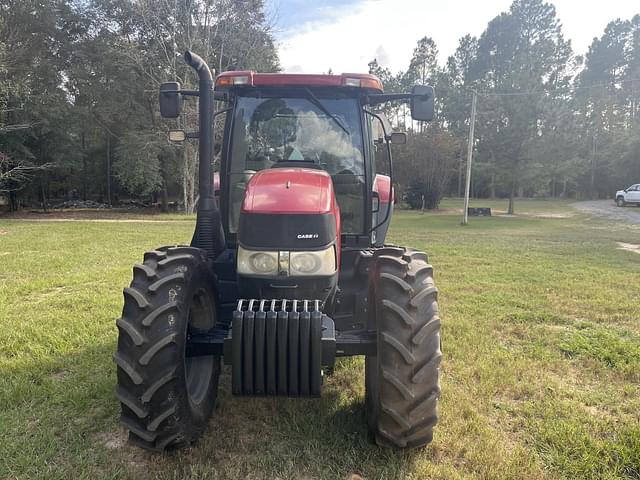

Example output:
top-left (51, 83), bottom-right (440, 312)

top-left (365, 247), bottom-right (441, 449)
top-left (114, 246), bottom-right (220, 451)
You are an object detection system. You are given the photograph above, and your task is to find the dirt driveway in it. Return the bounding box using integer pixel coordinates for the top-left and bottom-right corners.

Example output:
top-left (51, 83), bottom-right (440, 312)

top-left (572, 200), bottom-right (640, 224)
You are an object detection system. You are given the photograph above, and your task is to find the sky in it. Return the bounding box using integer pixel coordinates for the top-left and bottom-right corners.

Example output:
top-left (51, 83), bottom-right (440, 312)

top-left (266, 0), bottom-right (639, 74)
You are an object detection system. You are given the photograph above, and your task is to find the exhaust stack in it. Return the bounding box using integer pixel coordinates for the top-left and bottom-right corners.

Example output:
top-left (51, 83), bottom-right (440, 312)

top-left (184, 50), bottom-right (226, 259)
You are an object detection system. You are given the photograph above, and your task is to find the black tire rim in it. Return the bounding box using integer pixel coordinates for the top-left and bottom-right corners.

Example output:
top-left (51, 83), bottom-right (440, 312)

top-left (185, 287), bottom-right (216, 407)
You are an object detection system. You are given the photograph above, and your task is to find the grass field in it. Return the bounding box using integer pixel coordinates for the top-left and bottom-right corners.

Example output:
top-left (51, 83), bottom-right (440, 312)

top-left (1, 198), bottom-right (639, 479)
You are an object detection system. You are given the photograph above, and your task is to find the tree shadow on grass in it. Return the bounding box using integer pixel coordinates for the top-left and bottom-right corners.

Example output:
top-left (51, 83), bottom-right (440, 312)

top-left (143, 362), bottom-right (428, 480)
top-left (1, 348), bottom-right (428, 480)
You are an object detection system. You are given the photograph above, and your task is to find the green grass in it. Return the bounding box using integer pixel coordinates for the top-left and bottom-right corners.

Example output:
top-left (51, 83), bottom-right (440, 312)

top-left (559, 324), bottom-right (640, 377)
top-left (1, 200), bottom-right (639, 479)
top-left (437, 196), bottom-right (578, 215)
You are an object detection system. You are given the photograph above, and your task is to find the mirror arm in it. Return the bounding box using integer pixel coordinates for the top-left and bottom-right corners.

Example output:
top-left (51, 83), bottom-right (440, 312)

top-left (365, 92), bottom-right (431, 106)
top-left (179, 108), bottom-right (232, 141)
top-left (161, 89), bottom-right (227, 101)
top-left (162, 89), bottom-right (198, 97)
top-left (366, 92), bottom-right (412, 106)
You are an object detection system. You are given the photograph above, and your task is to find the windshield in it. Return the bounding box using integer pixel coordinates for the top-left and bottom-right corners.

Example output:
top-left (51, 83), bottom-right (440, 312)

top-left (228, 94), bottom-right (366, 234)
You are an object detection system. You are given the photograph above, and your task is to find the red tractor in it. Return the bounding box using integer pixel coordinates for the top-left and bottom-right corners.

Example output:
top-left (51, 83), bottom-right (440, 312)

top-left (114, 51), bottom-right (441, 451)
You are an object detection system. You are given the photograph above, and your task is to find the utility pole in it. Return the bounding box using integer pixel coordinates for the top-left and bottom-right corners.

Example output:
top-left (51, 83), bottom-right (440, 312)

top-left (462, 90), bottom-right (477, 225)
top-left (591, 132), bottom-right (597, 200)
top-left (106, 133), bottom-right (112, 206)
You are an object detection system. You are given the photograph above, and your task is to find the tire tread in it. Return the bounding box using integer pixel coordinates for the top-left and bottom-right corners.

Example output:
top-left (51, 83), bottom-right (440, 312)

top-left (114, 246), bottom-right (219, 451)
top-left (366, 247), bottom-right (441, 450)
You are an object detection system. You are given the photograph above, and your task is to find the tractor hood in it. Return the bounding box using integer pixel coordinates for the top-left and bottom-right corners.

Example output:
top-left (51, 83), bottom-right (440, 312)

top-left (242, 168), bottom-right (337, 215)
top-left (238, 167), bottom-right (341, 253)
top-left (237, 167), bottom-right (341, 302)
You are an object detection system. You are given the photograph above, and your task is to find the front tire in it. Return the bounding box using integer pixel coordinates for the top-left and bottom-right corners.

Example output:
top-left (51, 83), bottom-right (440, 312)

top-left (365, 247), bottom-right (441, 449)
top-left (616, 197), bottom-right (626, 207)
top-left (114, 246), bottom-right (220, 451)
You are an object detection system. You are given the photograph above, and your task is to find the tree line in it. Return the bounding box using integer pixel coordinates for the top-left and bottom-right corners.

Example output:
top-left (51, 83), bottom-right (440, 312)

top-left (0, 0), bottom-right (278, 212)
top-left (370, 0), bottom-right (639, 210)
top-left (1, 0), bottom-right (638, 213)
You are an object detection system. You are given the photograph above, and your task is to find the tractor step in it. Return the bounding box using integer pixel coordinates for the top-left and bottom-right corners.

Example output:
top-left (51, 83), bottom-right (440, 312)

top-left (224, 299), bottom-right (336, 396)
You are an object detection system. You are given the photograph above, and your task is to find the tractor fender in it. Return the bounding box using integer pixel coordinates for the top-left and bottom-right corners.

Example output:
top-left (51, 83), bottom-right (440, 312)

top-left (373, 174), bottom-right (394, 247)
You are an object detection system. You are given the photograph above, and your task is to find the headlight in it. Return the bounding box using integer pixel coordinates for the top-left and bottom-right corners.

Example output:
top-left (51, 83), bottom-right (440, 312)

top-left (290, 246), bottom-right (336, 276)
top-left (237, 248), bottom-right (278, 276)
top-left (290, 252), bottom-right (320, 274)
top-left (237, 245), bottom-right (336, 277)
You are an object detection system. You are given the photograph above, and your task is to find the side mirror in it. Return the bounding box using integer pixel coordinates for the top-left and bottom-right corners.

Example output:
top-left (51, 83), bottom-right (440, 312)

top-left (389, 132), bottom-right (407, 144)
top-left (168, 130), bottom-right (186, 143)
top-left (410, 85), bottom-right (434, 122)
top-left (160, 82), bottom-right (183, 118)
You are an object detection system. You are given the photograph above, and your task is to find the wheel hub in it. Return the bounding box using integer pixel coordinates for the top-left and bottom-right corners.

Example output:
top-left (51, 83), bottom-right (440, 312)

top-left (185, 288), bottom-right (216, 406)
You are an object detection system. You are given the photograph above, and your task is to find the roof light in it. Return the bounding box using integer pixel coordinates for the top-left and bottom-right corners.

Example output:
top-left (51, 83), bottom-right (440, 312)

top-left (215, 71), bottom-right (382, 91)
top-left (216, 77), bottom-right (232, 87)
top-left (343, 76), bottom-right (383, 90)
top-left (216, 74), bottom-right (253, 88)
top-left (232, 75), bottom-right (250, 85)
top-left (344, 77), bottom-right (361, 87)
top-left (360, 78), bottom-right (383, 90)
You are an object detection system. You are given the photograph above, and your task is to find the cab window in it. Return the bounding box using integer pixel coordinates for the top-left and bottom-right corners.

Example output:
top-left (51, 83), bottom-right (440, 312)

top-left (228, 94), bottom-right (366, 234)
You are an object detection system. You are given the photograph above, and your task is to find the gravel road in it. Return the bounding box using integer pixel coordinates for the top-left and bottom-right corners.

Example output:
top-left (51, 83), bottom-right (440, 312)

top-left (572, 200), bottom-right (640, 224)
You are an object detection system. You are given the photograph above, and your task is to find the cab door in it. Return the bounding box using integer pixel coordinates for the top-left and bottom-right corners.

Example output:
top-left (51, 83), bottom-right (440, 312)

top-left (628, 185), bottom-right (640, 203)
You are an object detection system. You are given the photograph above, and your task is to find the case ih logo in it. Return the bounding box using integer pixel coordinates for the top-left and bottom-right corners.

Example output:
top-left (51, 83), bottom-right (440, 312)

top-left (297, 233), bottom-right (319, 239)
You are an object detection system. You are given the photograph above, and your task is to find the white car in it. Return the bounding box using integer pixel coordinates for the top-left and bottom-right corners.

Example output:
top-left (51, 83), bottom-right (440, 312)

top-left (616, 184), bottom-right (640, 206)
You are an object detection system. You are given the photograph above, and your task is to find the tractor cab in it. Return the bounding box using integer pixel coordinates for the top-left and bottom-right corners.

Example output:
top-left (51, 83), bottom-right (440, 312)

top-left (215, 71), bottom-right (386, 242)
top-left (212, 72), bottom-right (430, 303)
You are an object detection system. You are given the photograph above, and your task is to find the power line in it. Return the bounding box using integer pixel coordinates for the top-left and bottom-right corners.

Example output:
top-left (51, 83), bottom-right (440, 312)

top-left (454, 77), bottom-right (640, 98)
